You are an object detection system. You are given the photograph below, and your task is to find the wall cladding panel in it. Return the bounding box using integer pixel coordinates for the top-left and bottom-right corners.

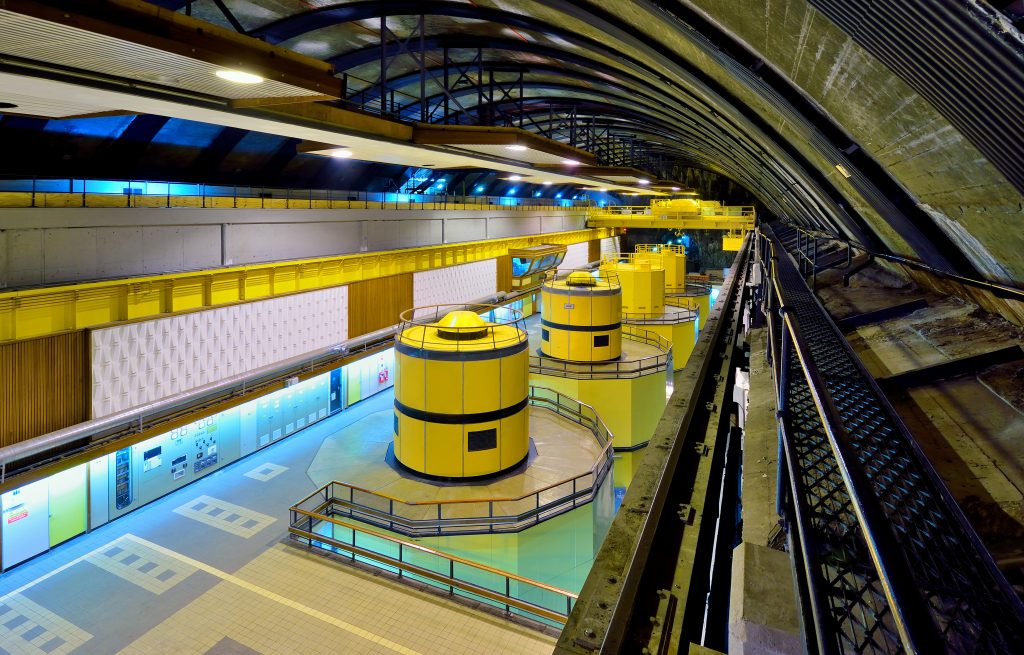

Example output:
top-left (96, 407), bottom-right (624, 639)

top-left (366, 220), bottom-right (441, 251)
top-left (561, 242), bottom-right (591, 270)
top-left (347, 273), bottom-right (414, 337)
top-left (0, 332), bottom-right (88, 447)
top-left (444, 218), bottom-right (487, 243)
top-left (90, 286), bottom-right (348, 418)
top-left (225, 222), bottom-right (362, 265)
top-left (486, 216), bottom-right (542, 239)
top-left (413, 260), bottom-right (497, 315)
top-left (600, 236), bottom-right (621, 257)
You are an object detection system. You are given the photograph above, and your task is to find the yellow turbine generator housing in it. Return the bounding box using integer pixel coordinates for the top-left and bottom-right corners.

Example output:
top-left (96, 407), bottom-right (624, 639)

top-left (635, 244), bottom-right (687, 293)
top-left (394, 307), bottom-right (529, 478)
top-left (540, 270), bottom-right (622, 362)
top-left (599, 253), bottom-right (665, 315)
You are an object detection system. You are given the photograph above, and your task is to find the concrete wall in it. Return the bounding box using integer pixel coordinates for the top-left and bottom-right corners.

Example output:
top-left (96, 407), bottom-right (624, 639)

top-left (0, 207), bottom-right (587, 288)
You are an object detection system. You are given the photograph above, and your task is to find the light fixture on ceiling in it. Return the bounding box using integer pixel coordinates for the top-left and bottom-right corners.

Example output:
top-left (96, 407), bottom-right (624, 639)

top-left (506, 144), bottom-right (528, 151)
top-left (671, 186), bottom-right (680, 191)
top-left (561, 159), bottom-right (580, 166)
top-left (215, 69), bottom-right (264, 84)
top-left (638, 179), bottom-right (650, 185)
top-left (835, 163), bottom-right (852, 178)
top-left (508, 175), bottom-right (522, 181)
top-left (542, 180), bottom-right (553, 186)
top-left (599, 188), bottom-right (608, 192)
top-left (330, 148), bottom-right (353, 159)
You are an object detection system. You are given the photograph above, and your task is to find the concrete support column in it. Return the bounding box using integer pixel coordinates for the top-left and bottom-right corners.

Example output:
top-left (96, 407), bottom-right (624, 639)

top-left (728, 543), bottom-right (802, 655)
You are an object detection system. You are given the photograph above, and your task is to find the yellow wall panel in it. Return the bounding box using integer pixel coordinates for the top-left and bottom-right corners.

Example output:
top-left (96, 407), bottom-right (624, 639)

top-left (207, 274), bottom-right (239, 305)
top-left (170, 279), bottom-right (206, 312)
top-left (3, 228), bottom-right (620, 343)
top-left (125, 283), bottom-right (165, 319)
top-left (74, 288), bottom-right (124, 329)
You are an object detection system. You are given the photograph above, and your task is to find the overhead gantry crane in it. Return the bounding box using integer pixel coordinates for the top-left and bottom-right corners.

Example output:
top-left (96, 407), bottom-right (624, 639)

top-left (586, 196), bottom-right (756, 251)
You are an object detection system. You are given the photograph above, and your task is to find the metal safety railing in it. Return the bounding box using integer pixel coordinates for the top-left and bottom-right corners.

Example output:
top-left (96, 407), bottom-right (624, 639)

top-left (528, 324), bottom-right (671, 380)
top-left (622, 301), bottom-right (699, 325)
top-left (397, 304), bottom-right (528, 351)
top-left (0, 176), bottom-right (590, 211)
top-left (289, 385), bottom-right (613, 538)
top-left (288, 513), bottom-right (577, 626)
top-left (754, 224), bottom-right (1024, 654)
top-left (781, 222), bottom-right (1024, 302)
top-left (590, 204), bottom-right (756, 218)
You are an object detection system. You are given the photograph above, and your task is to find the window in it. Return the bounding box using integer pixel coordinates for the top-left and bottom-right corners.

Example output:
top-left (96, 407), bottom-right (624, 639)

top-left (468, 428), bottom-right (497, 452)
top-left (542, 328), bottom-right (550, 341)
top-left (594, 334), bottom-right (610, 347)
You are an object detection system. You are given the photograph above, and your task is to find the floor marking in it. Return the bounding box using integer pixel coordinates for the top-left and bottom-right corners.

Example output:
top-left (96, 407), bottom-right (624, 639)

top-left (172, 494), bottom-right (276, 538)
top-left (243, 462), bottom-right (288, 482)
top-left (122, 534), bottom-right (424, 655)
top-left (0, 593), bottom-right (92, 655)
top-left (84, 537), bottom-right (197, 594)
top-left (0, 538), bottom-right (127, 603)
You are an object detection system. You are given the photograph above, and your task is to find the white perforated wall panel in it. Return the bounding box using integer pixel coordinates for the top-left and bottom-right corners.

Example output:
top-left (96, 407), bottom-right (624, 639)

top-left (413, 260), bottom-right (497, 316)
top-left (90, 287), bottom-right (348, 418)
top-left (601, 236), bottom-right (621, 256)
top-left (561, 242), bottom-right (591, 270)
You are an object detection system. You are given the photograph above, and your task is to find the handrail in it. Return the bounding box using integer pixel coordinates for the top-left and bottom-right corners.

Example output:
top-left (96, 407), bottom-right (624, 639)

top-left (757, 227), bottom-right (935, 651)
top-left (783, 223), bottom-right (1024, 302)
top-left (288, 512), bottom-right (577, 625)
top-left (622, 304), bottom-right (699, 324)
top-left (0, 176), bottom-right (591, 211)
top-left (289, 386), bottom-right (614, 537)
top-left (397, 304), bottom-right (528, 352)
top-left (753, 225), bottom-right (1024, 653)
top-left (528, 324), bottom-right (671, 380)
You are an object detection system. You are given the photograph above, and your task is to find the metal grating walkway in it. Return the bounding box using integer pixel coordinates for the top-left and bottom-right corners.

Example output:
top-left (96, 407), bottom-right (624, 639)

top-left (765, 224), bottom-right (1024, 654)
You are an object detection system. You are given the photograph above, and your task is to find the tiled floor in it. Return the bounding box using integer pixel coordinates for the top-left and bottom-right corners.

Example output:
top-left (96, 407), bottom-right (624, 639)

top-left (0, 392), bottom-right (557, 654)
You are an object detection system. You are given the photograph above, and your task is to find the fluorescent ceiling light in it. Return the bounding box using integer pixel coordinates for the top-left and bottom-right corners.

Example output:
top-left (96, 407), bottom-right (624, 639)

top-left (215, 70), bottom-right (264, 84)
top-left (638, 179), bottom-right (650, 185)
top-left (508, 175), bottom-right (522, 181)
top-left (330, 148), bottom-right (353, 158)
top-left (671, 186), bottom-right (680, 191)
top-left (599, 188), bottom-right (608, 192)
top-left (506, 144), bottom-right (528, 151)
top-left (542, 180), bottom-right (553, 186)
top-left (561, 159), bottom-right (580, 166)
top-left (835, 164), bottom-right (851, 178)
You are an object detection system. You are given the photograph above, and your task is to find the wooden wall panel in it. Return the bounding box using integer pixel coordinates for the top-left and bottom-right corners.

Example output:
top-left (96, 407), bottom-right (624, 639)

top-left (588, 239), bottom-right (602, 263)
top-left (347, 273), bottom-right (414, 338)
top-left (496, 255), bottom-right (513, 293)
top-left (0, 332), bottom-right (89, 448)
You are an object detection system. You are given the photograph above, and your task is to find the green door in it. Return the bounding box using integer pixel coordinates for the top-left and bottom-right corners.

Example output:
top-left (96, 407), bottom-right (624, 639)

top-left (49, 465), bottom-right (87, 547)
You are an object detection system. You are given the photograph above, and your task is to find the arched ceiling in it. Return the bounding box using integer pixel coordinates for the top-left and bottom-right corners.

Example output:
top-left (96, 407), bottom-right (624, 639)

top-left (3, 0), bottom-right (1022, 285)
